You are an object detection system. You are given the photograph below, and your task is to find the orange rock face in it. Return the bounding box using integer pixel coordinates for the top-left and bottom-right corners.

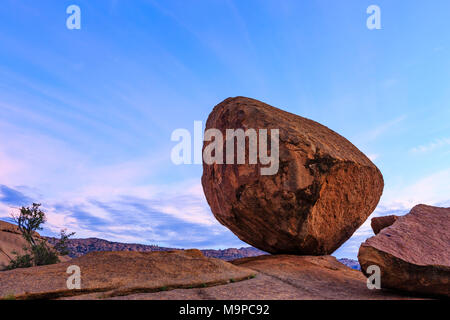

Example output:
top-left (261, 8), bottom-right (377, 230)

top-left (202, 97), bottom-right (384, 255)
top-left (358, 204), bottom-right (450, 297)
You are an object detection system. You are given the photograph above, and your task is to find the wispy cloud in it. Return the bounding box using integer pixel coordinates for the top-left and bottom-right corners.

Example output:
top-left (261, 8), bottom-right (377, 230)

top-left (355, 115), bottom-right (406, 145)
top-left (0, 117), bottom-right (245, 249)
top-left (0, 181), bottom-right (243, 249)
top-left (411, 137), bottom-right (450, 153)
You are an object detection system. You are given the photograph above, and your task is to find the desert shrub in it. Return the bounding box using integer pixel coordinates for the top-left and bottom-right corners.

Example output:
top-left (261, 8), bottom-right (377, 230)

top-left (5, 250), bottom-right (33, 270)
top-left (31, 240), bottom-right (60, 266)
top-left (53, 229), bottom-right (76, 256)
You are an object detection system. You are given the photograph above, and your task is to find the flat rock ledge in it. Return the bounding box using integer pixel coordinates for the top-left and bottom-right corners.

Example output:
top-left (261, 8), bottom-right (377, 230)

top-left (63, 255), bottom-right (420, 300)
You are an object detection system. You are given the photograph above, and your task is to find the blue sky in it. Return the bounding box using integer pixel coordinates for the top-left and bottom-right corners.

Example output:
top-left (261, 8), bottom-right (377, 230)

top-left (0, 0), bottom-right (449, 259)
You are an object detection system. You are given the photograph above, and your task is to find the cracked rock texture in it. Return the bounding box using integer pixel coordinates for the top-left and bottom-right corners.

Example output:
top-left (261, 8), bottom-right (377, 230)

top-left (0, 221), bottom-right (31, 270)
top-left (84, 255), bottom-right (419, 300)
top-left (202, 97), bottom-right (384, 254)
top-left (359, 204), bottom-right (450, 297)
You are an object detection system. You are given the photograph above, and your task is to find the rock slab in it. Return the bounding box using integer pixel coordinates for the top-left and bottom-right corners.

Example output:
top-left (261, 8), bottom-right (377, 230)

top-left (98, 255), bottom-right (419, 300)
top-left (359, 204), bottom-right (450, 297)
top-left (202, 97), bottom-right (384, 254)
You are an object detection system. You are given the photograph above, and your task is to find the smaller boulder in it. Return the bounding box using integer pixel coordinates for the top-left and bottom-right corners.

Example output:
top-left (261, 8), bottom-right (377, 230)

top-left (0, 250), bottom-right (256, 299)
top-left (358, 204), bottom-right (450, 297)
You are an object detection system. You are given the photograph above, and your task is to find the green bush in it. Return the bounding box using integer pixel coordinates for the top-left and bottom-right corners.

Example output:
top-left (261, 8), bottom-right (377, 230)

top-left (5, 251), bottom-right (33, 270)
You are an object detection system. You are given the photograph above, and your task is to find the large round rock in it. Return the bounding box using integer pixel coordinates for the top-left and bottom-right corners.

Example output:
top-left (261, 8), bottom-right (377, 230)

top-left (202, 97), bottom-right (384, 255)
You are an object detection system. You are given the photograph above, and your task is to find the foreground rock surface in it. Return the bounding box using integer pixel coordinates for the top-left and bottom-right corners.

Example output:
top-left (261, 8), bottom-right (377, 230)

top-left (0, 250), bottom-right (255, 299)
top-left (202, 97), bottom-right (384, 254)
top-left (359, 204), bottom-right (450, 297)
top-left (69, 255), bottom-right (419, 300)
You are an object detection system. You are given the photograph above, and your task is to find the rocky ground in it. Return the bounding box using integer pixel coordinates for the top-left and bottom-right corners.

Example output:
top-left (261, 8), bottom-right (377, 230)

top-left (0, 250), bottom-right (420, 300)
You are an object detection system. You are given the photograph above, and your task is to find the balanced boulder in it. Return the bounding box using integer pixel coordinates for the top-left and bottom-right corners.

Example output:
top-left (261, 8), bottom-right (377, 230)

top-left (202, 97), bottom-right (384, 254)
top-left (358, 204), bottom-right (450, 297)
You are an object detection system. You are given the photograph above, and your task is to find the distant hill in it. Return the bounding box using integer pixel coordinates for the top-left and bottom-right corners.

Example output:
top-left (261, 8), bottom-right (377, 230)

top-left (337, 258), bottom-right (361, 270)
top-left (45, 237), bottom-right (267, 261)
top-left (45, 236), bottom-right (360, 270)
